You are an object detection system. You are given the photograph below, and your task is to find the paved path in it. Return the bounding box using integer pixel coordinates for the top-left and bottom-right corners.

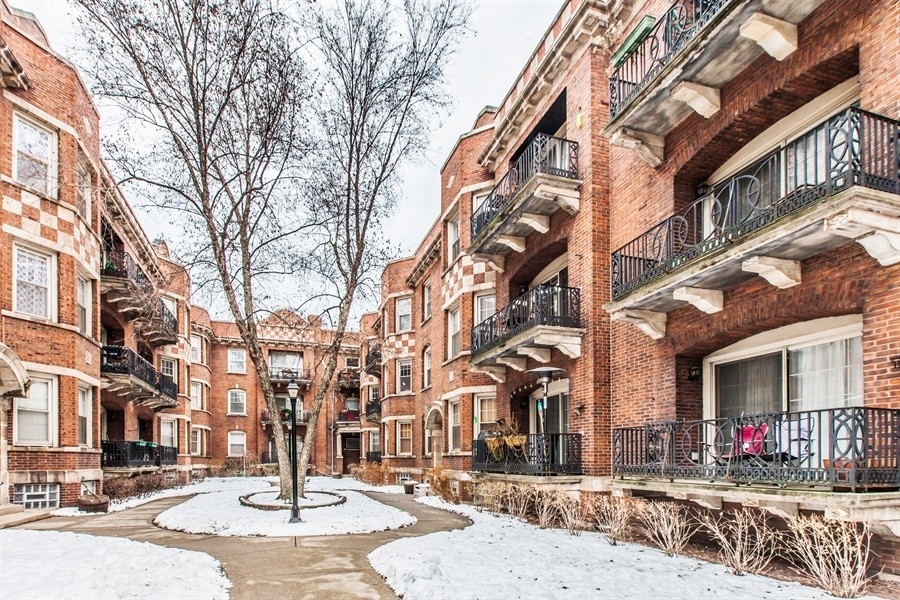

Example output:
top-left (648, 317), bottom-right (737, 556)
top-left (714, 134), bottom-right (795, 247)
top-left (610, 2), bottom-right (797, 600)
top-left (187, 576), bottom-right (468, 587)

top-left (18, 492), bottom-right (471, 600)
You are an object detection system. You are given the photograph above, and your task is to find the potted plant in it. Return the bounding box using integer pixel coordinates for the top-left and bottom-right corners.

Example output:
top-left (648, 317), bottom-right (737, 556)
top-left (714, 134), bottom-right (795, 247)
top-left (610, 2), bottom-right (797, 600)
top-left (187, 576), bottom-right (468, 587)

top-left (77, 485), bottom-right (110, 513)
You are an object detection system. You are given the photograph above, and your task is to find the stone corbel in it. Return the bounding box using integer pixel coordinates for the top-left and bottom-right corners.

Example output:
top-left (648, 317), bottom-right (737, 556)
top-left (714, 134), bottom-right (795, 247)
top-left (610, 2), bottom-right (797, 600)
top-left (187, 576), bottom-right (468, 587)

top-left (671, 81), bottom-right (720, 118)
top-left (496, 235), bottom-right (526, 253)
top-left (534, 187), bottom-right (580, 215)
top-left (610, 127), bottom-right (664, 168)
top-left (518, 213), bottom-right (550, 234)
top-left (742, 256), bottom-right (801, 288)
top-left (532, 333), bottom-right (583, 359)
top-left (825, 209), bottom-right (900, 266)
top-left (470, 366), bottom-right (506, 383)
top-left (473, 254), bottom-right (506, 273)
top-left (518, 347), bottom-right (551, 363)
top-left (610, 309), bottom-right (666, 340)
top-left (496, 357), bottom-right (527, 372)
top-left (673, 287), bottom-right (724, 314)
top-left (739, 13), bottom-right (798, 61)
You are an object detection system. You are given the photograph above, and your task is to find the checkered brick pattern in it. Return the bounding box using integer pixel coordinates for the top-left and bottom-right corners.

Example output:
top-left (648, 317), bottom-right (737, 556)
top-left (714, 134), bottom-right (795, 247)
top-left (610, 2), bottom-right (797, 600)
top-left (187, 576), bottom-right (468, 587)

top-left (441, 254), bottom-right (498, 306)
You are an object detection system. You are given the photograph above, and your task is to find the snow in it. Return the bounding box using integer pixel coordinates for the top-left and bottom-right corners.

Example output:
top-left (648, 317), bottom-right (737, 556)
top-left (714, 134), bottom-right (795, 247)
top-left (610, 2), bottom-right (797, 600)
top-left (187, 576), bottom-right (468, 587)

top-left (368, 497), bottom-right (856, 600)
top-left (0, 529), bottom-right (230, 599)
top-left (245, 490), bottom-right (341, 508)
top-left (153, 477), bottom-right (415, 536)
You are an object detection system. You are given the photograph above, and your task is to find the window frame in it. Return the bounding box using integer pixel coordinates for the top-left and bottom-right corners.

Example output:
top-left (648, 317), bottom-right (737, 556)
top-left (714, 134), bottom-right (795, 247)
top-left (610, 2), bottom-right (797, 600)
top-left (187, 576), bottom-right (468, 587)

top-left (76, 275), bottom-right (91, 336)
top-left (227, 430), bottom-right (247, 457)
top-left (160, 357), bottom-right (177, 384)
top-left (397, 358), bottom-right (412, 394)
top-left (396, 296), bottom-right (412, 332)
top-left (474, 292), bottom-right (496, 326)
top-left (160, 418), bottom-right (178, 448)
top-left (447, 215), bottom-right (460, 262)
top-left (77, 387), bottom-right (92, 447)
top-left (13, 375), bottom-right (57, 447)
top-left (227, 348), bottom-right (247, 374)
top-left (190, 334), bottom-right (202, 363)
top-left (447, 306), bottom-right (461, 359)
top-left (448, 400), bottom-right (461, 452)
top-left (12, 243), bottom-right (56, 321)
top-left (422, 283), bottom-right (432, 322)
top-left (475, 395), bottom-right (497, 437)
top-left (396, 421), bottom-right (413, 456)
top-left (422, 345), bottom-right (432, 389)
top-left (345, 356), bottom-right (360, 369)
top-left (227, 389), bottom-right (247, 416)
top-left (190, 381), bottom-right (203, 410)
top-left (12, 112), bottom-right (58, 198)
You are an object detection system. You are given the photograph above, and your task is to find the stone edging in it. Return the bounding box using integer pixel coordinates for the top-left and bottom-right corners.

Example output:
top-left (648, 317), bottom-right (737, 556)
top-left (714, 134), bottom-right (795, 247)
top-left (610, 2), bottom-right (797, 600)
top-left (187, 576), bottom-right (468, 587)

top-left (239, 490), bottom-right (346, 511)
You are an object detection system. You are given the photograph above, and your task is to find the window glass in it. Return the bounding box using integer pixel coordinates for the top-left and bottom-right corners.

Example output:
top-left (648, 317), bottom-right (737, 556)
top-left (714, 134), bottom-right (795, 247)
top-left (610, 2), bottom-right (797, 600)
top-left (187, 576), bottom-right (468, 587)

top-left (398, 359), bottom-right (412, 393)
top-left (475, 294), bottom-right (495, 325)
top-left (190, 335), bottom-right (202, 363)
top-left (228, 349), bottom-right (246, 373)
top-left (447, 218), bottom-right (460, 262)
top-left (15, 116), bottom-right (53, 194)
top-left (228, 390), bottom-right (247, 414)
top-left (345, 356), bottom-right (360, 368)
top-left (76, 157), bottom-right (92, 220)
top-left (16, 378), bottom-right (52, 444)
top-left (228, 431), bottom-right (246, 456)
top-left (422, 284), bottom-right (431, 321)
top-left (398, 422), bottom-right (412, 454)
top-left (270, 351), bottom-right (302, 374)
top-left (77, 277), bottom-right (90, 335)
top-left (160, 358), bottom-right (176, 383)
top-left (789, 336), bottom-right (863, 411)
top-left (396, 297), bottom-right (412, 332)
top-left (423, 346), bottom-right (432, 388)
top-left (370, 430), bottom-right (380, 451)
top-left (190, 429), bottom-right (200, 455)
top-left (716, 352), bottom-right (783, 419)
top-left (447, 308), bottom-right (461, 357)
top-left (449, 401), bottom-right (461, 451)
top-left (15, 246), bottom-right (51, 318)
top-left (190, 381), bottom-right (202, 410)
top-left (160, 420), bottom-right (177, 447)
top-left (77, 388), bottom-right (91, 446)
top-left (477, 396), bottom-right (497, 433)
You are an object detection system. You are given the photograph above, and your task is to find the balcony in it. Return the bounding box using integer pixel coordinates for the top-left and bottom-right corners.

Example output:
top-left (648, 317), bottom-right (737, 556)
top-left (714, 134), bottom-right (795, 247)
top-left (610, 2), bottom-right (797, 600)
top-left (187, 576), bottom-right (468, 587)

top-left (607, 108), bottom-right (899, 333)
top-left (268, 367), bottom-right (311, 385)
top-left (261, 408), bottom-right (310, 428)
top-left (613, 406), bottom-right (900, 492)
top-left (337, 410), bottom-right (360, 424)
top-left (338, 368), bottom-right (361, 390)
top-left (469, 134), bottom-right (581, 263)
top-left (364, 348), bottom-right (382, 377)
top-left (100, 346), bottom-right (178, 410)
top-left (364, 400), bottom-right (381, 422)
top-left (101, 440), bottom-right (178, 469)
top-left (473, 433), bottom-right (583, 476)
top-left (366, 451), bottom-right (382, 464)
top-left (606, 0), bottom-right (827, 165)
top-left (470, 285), bottom-right (583, 381)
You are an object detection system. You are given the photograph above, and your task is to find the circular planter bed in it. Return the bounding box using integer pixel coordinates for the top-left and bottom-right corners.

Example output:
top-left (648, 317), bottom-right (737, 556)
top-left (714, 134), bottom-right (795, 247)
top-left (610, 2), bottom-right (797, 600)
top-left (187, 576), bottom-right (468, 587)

top-left (239, 490), bottom-right (346, 511)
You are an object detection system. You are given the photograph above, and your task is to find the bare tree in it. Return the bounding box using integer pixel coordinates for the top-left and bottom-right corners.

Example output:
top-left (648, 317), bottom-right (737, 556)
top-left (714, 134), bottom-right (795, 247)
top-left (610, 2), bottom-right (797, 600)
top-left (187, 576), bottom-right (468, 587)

top-left (294, 0), bottom-right (470, 496)
top-left (74, 0), bottom-right (310, 495)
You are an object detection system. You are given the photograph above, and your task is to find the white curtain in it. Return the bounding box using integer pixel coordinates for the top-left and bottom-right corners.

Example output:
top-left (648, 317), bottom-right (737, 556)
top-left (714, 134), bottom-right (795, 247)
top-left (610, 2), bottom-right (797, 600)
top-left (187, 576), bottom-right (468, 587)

top-left (788, 336), bottom-right (863, 412)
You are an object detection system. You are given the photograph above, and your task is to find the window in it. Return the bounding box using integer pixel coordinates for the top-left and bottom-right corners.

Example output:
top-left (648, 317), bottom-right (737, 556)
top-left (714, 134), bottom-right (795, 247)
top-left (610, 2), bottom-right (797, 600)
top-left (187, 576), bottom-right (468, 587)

top-left (345, 356), bottom-right (360, 369)
top-left (422, 283), bottom-right (432, 321)
top-left (190, 335), bottom-right (202, 363)
top-left (396, 297), bottom-right (412, 332)
top-left (368, 384), bottom-right (379, 402)
top-left (14, 245), bottom-right (53, 319)
top-left (160, 419), bottom-right (177, 448)
top-left (14, 113), bottom-right (56, 196)
top-left (190, 427), bottom-right (209, 456)
top-left (13, 483), bottom-right (59, 510)
top-left (472, 190), bottom-right (489, 212)
top-left (190, 381), bottom-right (203, 410)
top-left (382, 308), bottom-right (389, 335)
top-left (397, 422), bottom-right (412, 455)
top-left (447, 216), bottom-right (460, 262)
top-left (190, 429), bottom-right (200, 455)
top-left (422, 346), bottom-right (432, 389)
top-left (160, 358), bottom-right (176, 385)
top-left (80, 481), bottom-right (98, 497)
top-left (370, 430), bottom-right (380, 451)
top-left (14, 376), bottom-right (55, 446)
top-left (161, 296), bottom-right (178, 322)
top-left (397, 359), bottom-right (412, 393)
top-left (269, 351), bottom-right (301, 375)
top-left (424, 428), bottom-right (432, 456)
top-left (76, 277), bottom-right (91, 335)
top-left (382, 423), bottom-right (390, 454)
top-left (475, 293), bottom-right (495, 325)
top-left (76, 156), bottom-right (92, 221)
top-left (448, 401), bottom-right (461, 452)
top-left (77, 387), bottom-right (91, 447)
top-left (228, 348), bottom-right (246, 373)
top-left (476, 396), bottom-right (497, 435)
top-left (447, 307), bottom-right (461, 358)
top-left (228, 389), bottom-right (247, 415)
top-left (228, 431), bottom-right (246, 457)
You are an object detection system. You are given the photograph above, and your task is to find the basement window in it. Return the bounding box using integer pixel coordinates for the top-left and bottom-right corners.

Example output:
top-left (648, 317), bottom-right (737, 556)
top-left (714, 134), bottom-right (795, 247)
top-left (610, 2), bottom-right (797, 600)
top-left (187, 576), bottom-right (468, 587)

top-left (13, 483), bottom-right (60, 509)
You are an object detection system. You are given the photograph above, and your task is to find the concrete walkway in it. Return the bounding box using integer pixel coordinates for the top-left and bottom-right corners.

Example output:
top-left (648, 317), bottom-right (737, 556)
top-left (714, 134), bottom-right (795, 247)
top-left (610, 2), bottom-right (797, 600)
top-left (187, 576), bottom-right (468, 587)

top-left (18, 492), bottom-right (471, 599)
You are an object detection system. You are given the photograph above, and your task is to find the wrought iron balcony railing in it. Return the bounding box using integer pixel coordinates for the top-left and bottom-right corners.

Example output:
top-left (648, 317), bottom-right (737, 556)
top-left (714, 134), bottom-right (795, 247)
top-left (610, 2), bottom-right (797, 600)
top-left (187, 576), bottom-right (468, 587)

top-left (156, 300), bottom-right (178, 334)
top-left (100, 248), bottom-right (150, 288)
top-left (365, 400), bottom-right (381, 421)
top-left (337, 410), bottom-right (360, 423)
top-left (471, 285), bottom-right (582, 357)
top-left (613, 406), bottom-right (900, 491)
top-left (473, 433), bottom-right (583, 475)
top-left (366, 451), bottom-right (382, 463)
top-left (156, 371), bottom-right (178, 400)
top-left (364, 348), bottom-right (382, 375)
top-left (101, 440), bottom-right (178, 468)
top-left (609, 0), bottom-right (735, 119)
top-left (338, 368), bottom-right (361, 388)
top-left (268, 367), bottom-right (310, 382)
top-left (100, 346), bottom-right (178, 400)
top-left (471, 134), bottom-right (579, 242)
top-left (611, 108), bottom-right (900, 299)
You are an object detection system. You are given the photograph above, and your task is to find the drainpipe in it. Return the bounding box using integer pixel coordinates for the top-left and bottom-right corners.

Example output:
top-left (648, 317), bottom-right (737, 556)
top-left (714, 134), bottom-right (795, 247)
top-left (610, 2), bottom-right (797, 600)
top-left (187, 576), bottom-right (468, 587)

top-left (330, 388), bottom-right (336, 475)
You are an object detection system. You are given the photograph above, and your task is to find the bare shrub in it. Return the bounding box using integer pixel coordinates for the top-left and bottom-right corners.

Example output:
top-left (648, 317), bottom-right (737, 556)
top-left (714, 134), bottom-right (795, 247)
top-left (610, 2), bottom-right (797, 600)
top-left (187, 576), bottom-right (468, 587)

top-left (784, 515), bottom-right (875, 598)
top-left (426, 468), bottom-right (460, 504)
top-left (639, 501), bottom-right (697, 556)
top-left (506, 484), bottom-right (535, 520)
top-left (532, 488), bottom-right (561, 529)
top-left (586, 494), bottom-right (640, 545)
top-left (698, 508), bottom-right (779, 575)
top-left (554, 491), bottom-right (582, 536)
top-left (476, 481), bottom-right (509, 514)
top-left (103, 473), bottom-right (171, 501)
top-left (359, 462), bottom-right (388, 486)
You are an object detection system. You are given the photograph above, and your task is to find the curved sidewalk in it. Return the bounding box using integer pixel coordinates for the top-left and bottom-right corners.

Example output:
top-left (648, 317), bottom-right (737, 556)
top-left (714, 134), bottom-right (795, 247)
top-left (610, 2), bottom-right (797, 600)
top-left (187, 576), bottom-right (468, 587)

top-left (18, 492), bottom-right (471, 600)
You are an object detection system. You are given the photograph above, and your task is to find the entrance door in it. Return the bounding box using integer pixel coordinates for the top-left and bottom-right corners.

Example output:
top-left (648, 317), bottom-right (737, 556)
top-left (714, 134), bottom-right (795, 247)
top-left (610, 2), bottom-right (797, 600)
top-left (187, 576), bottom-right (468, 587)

top-left (342, 434), bottom-right (360, 474)
top-left (530, 391), bottom-right (570, 467)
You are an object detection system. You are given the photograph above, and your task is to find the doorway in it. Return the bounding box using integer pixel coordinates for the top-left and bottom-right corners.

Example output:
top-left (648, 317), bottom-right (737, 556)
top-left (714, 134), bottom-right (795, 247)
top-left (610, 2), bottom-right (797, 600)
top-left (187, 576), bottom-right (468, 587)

top-left (342, 433), bottom-right (361, 474)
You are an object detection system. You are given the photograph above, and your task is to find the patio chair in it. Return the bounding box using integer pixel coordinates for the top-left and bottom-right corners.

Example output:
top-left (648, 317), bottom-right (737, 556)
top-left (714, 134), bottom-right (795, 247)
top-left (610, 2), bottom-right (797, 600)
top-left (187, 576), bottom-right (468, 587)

top-left (773, 417), bottom-right (814, 468)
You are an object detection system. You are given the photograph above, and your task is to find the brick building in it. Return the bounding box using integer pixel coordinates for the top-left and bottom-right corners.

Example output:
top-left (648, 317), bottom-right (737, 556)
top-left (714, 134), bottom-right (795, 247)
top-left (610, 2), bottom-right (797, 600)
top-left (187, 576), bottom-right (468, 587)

top-left (360, 0), bottom-right (899, 570)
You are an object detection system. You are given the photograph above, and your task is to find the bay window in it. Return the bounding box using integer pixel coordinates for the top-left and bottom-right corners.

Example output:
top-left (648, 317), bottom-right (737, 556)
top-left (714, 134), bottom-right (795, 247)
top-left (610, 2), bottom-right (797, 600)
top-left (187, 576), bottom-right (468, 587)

top-left (14, 245), bottom-right (54, 320)
top-left (14, 113), bottom-right (56, 196)
top-left (396, 297), bottom-right (412, 332)
top-left (14, 376), bottom-right (55, 446)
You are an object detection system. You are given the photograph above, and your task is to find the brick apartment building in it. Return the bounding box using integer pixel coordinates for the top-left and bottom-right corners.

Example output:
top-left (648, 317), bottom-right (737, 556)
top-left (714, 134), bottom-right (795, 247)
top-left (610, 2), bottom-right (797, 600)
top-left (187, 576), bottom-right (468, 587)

top-left (360, 0), bottom-right (899, 569)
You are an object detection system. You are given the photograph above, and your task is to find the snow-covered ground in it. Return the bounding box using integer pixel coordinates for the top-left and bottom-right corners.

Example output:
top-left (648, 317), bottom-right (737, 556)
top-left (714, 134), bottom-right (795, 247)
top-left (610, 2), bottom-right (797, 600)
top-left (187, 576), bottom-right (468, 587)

top-left (53, 475), bottom-right (403, 516)
top-left (368, 497), bottom-right (855, 600)
top-left (0, 529), bottom-right (230, 599)
top-left (153, 477), bottom-right (414, 536)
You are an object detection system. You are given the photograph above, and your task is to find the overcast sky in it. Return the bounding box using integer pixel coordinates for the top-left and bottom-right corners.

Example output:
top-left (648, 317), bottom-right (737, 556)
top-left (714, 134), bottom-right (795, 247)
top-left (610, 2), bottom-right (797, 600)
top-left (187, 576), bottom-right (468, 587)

top-left (14, 0), bottom-right (563, 257)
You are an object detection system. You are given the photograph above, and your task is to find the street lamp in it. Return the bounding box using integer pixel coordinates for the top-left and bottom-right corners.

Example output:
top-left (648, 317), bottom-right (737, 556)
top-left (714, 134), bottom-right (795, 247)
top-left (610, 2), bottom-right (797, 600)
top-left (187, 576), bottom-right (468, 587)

top-left (525, 367), bottom-right (567, 434)
top-left (287, 379), bottom-right (301, 523)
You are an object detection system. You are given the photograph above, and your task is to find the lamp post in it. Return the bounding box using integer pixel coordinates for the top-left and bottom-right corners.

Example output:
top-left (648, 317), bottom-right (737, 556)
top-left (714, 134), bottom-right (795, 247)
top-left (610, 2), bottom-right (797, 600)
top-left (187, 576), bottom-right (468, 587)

top-left (287, 379), bottom-right (301, 523)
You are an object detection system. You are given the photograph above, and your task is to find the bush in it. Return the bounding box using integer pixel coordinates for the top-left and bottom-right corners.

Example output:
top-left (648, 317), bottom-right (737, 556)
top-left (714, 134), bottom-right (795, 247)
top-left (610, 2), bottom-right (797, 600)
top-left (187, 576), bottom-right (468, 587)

top-left (505, 484), bottom-right (535, 519)
top-left (639, 501), bottom-right (697, 557)
top-left (585, 494), bottom-right (640, 545)
top-left (532, 488), bottom-right (561, 529)
top-left (698, 508), bottom-right (779, 575)
top-left (103, 472), bottom-right (170, 501)
top-left (208, 451), bottom-right (267, 477)
top-left (359, 461), bottom-right (389, 485)
top-left (784, 515), bottom-right (874, 598)
top-left (425, 467), bottom-right (460, 504)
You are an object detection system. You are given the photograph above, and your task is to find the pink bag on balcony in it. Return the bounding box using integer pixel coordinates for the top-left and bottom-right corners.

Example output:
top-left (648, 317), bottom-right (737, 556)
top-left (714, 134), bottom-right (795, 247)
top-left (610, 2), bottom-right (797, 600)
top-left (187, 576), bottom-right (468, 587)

top-left (734, 423), bottom-right (768, 456)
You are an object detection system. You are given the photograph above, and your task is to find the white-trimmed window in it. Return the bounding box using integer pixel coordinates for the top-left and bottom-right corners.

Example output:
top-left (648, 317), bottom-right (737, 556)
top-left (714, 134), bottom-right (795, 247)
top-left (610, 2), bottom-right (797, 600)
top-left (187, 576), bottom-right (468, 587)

top-left (13, 483), bottom-right (59, 510)
top-left (160, 358), bottom-right (176, 385)
top-left (397, 421), bottom-right (412, 455)
top-left (190, 381), bottom-right (203, 410)
top-left (396, 297), bottom-right (412, 332)
top-left (422, 283), bottom-right (432, 322)
top-left (345, 356), bottom-right (360, 369)
top-left (161, 296), bottom-right (178, 323)
top-left (397, 358), bottom-right (412, 393)
top-left (13, 244), bottom-right (55, 320)
top-left (76, 276), bottom-right (91, 335)
top-left (228, 389), bottom-right (247, 415)
top-left (382, 423), bottom-right (390, 455)
top-left (472, 190), bottom-right (489, 212)
top-left (228, 348), bottom-right (246, 373)
top-left (269, 351), bottom-right (301, 375)
top-left (424, 428), bottom-right (432, 456)
top-left (76, 155), bottom-right (92, 221)
top-left (447, 307), bottom-right (461, 358)
top-left (191, 427), bottom-right (209, 456)
top-left (447, 216), bottom-right (460, 262)
top-left (228, 431), bottom-right (246, 457)
top-left (77, 387), bottom-right (92, 447)
top-left (190, 334), bottom-right (202, 363)
top-left (370, 430), bottom-right (380, 451)
top-left (475, 293), bottom-right (495, 325)
top-left (14, 376), bottom-right (56, 446)
top-left (160, 419), bottom-right (177, 448)
top-left (190, 428), bottom-right (200, 455)
top-left (422, 346), bottom-right (432, 389)
top-left (13, 112), bottom-right (56, 196)
top-left (475, 395), bottom-right (497, 436)
top-left (448, 400), bottom-right (461, 452)
top-left (368, 384), bottom-right (379, 402)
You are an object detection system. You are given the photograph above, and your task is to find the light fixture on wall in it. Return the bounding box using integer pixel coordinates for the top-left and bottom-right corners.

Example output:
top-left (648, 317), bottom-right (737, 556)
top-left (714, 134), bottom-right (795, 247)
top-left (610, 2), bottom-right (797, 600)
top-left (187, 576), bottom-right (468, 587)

top-left (892, 356), bottom-right (900, 371)
top-left (688, 366), bottom-right (702, 382)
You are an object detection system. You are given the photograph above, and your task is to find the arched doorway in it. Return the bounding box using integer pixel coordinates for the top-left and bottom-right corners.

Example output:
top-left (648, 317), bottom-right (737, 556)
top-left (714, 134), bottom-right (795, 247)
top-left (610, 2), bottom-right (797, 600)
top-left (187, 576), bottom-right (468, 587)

top-left (0, 342), bottom-right (30, 510)
top-left (424, 404), bottom-right (443, 469)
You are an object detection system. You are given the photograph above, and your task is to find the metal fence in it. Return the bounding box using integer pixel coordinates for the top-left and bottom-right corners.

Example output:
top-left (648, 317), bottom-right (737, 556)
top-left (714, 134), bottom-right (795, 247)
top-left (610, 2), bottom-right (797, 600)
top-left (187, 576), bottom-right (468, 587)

top-left (101, 440), bottom-right (178, 468)
top-left (473, 433), bottom-right (583, 475)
